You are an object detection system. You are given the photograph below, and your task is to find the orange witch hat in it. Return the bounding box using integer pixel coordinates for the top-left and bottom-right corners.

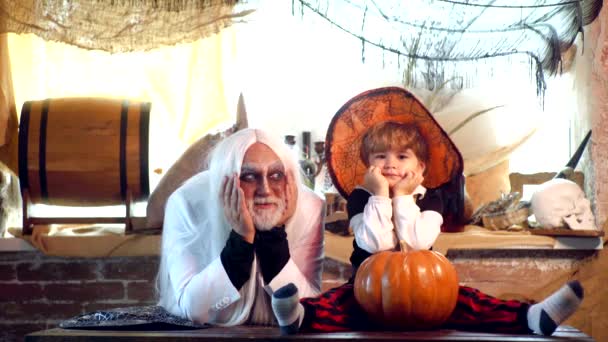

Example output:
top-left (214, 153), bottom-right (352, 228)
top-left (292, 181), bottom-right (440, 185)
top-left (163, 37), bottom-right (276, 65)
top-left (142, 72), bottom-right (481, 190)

top-left (325, 87), bottom-right (464, 198)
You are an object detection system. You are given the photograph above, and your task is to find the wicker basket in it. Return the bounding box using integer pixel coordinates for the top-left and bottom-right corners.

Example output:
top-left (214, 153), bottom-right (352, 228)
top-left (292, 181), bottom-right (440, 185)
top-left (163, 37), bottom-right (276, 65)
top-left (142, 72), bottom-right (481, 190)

top-left (481, 206), bottom-right (529, 230)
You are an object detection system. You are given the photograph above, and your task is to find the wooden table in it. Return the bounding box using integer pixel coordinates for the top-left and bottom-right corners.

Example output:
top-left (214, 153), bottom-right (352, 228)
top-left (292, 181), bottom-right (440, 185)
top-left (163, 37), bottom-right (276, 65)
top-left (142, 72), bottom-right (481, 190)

top-left (26, 325), bottom-right (594, 341)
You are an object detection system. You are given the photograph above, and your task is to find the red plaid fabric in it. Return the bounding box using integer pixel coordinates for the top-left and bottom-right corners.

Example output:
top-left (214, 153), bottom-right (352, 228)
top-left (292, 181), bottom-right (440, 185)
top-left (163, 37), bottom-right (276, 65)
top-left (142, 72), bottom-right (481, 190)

top-left (444, 285), bottom-right (532, 333)
top-left (299, 283), bottom-right (369, 332)
top-left (300, 283), bottom-right (531, 333)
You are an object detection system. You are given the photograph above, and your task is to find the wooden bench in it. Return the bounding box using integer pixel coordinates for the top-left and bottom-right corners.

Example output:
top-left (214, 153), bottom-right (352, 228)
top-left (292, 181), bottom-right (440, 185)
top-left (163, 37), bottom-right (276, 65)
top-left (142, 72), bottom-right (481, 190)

top-left (26, 325), bottom-right (594, 341)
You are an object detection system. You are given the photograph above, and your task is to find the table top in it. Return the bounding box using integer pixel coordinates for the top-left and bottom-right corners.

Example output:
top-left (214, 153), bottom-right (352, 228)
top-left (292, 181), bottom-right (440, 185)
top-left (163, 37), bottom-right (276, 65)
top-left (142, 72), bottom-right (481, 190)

top-left (26, 325), bottom-right (594, 342)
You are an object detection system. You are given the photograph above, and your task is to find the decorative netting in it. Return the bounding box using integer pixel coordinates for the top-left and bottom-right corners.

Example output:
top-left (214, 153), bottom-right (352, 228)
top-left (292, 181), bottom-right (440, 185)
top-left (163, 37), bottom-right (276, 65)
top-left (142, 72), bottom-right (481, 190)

top-left (1, 0), bottom-right (602, 96)
top-left (293, 0), bottom-right (603, 97)
top-left (0, 0), bottom-right (254, 52)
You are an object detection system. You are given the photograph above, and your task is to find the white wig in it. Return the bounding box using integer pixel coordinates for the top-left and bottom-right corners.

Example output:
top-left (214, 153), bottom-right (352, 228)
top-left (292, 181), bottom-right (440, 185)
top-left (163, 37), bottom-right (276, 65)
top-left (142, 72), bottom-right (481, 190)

top-left (156, 128), bottom-right (308, 311)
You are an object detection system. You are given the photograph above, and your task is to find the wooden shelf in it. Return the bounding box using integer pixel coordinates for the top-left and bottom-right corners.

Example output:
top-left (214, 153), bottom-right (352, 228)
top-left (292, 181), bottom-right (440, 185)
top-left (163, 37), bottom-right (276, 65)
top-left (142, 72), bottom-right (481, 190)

top-left (324, 225), bottom-right (604, 262)
top-left (529, 228), bottom-right (604, 237)
top-left (26, 325), bottom-right (593, 341)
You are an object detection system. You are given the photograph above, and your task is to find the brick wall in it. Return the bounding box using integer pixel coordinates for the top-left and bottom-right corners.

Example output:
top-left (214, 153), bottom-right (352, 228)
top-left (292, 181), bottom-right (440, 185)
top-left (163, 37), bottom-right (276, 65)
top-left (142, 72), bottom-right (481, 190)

top-left (0, 251), bottom-right (353, 341)
top-left (0, 251), bottom-right (159, 341)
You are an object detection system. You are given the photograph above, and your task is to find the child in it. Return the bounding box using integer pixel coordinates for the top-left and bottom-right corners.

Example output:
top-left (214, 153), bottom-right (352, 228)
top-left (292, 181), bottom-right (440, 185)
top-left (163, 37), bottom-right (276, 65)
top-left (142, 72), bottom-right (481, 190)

top-left (348, 121), bottom-right (442, 266)
top-left (271, 87), bottom-right (584, 336)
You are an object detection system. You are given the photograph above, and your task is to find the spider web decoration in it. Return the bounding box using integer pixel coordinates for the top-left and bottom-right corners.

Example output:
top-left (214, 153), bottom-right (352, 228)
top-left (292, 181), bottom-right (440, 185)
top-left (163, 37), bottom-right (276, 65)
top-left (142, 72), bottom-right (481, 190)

top-left (293, 0), bottom-right (602, 97)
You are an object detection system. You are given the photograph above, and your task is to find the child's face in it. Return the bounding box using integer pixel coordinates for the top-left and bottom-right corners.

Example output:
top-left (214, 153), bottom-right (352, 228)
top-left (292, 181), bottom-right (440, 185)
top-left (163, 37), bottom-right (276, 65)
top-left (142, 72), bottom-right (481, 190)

top-left (367, 148), bottom-right (425, 187)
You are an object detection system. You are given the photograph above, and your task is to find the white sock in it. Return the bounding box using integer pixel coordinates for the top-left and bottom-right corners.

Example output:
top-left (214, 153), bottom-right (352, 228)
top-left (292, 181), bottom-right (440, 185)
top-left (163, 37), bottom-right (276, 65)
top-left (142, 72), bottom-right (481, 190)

top-left (527, 280), bottom-right (584, 336)
top-left (271, 283), bottom-right (304, 335)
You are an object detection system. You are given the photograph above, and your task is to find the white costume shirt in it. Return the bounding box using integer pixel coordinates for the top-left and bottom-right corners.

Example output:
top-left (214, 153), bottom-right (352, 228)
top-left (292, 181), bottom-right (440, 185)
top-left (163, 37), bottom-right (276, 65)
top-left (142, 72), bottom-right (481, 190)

top-left (159, 171), bottom-right (325, 326)
top-left (350, 185), bottom-right (442, 252)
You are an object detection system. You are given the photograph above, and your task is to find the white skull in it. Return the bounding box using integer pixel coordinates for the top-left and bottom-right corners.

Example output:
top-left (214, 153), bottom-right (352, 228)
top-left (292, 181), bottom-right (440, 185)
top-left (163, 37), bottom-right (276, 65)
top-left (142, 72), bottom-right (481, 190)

top-left (530, 179), bottom-right (597, 230)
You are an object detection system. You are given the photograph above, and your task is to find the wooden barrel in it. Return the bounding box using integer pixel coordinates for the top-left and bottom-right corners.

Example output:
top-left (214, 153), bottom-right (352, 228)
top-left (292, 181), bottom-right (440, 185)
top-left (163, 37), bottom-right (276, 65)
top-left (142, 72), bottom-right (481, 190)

top-left (18, 98), bottom-right (150, 206)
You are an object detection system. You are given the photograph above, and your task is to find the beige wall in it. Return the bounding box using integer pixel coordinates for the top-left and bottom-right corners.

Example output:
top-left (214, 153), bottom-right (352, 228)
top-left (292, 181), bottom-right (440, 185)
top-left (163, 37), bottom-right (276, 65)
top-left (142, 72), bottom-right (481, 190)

top-left (573, 5), bottom-right (608, 341)
top-left (584, 2), bottom-right (608, 226)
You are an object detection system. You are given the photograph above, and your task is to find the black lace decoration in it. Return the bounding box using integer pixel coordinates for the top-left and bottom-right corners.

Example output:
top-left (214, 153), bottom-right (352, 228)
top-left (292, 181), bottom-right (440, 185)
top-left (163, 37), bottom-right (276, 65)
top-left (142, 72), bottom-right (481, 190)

top-left (60, 305), bottom-right (210, 330)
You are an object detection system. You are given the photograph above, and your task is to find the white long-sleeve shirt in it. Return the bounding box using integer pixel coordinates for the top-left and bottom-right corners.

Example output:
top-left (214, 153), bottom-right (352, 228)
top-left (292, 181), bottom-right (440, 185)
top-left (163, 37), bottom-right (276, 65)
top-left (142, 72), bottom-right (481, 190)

top-left (349, 185), bottom-right (443, 254)
top-left (158, 171), bottom-right (325, 326)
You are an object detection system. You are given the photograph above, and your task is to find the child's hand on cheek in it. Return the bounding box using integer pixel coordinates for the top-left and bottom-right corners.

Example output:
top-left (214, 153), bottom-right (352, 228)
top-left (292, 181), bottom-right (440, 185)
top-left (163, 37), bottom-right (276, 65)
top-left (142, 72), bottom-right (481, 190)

top-left (363, 166), bottom-right (389, 197)
top-left (393, 171), bottom-right (424, 197)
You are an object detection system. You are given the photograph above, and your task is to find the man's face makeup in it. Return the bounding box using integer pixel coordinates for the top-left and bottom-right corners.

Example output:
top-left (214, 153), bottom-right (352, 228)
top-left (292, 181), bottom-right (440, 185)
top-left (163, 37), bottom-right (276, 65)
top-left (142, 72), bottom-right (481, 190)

top-left (240, 143), bottom-right (288, 230)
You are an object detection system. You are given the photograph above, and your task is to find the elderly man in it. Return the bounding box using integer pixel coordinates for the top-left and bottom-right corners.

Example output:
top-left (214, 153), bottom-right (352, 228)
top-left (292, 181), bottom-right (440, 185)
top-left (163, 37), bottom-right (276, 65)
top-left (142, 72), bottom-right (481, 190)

top-left (156, 128), bottom-right (325, 326)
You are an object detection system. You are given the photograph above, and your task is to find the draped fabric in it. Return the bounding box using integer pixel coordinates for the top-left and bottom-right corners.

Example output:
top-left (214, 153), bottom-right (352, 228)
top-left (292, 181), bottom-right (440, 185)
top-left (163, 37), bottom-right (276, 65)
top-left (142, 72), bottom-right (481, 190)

top-left (0, 0), bottom-right (251, 176)
top-left (0, 0), bottom-right (254, 52)
top-left (5, 31), bottom-right (240, 189)
top-left (0, 34), bottom-right (18, 174)
top-left (294, 0), bottom-right (603, 97)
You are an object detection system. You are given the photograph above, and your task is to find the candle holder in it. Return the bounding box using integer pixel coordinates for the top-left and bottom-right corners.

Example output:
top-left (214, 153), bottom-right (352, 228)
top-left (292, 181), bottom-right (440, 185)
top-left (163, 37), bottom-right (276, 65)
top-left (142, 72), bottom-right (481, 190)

top-left (285, 135), bottom-right (296, 147)
top-left (313, 141), bottom-right (325, 177)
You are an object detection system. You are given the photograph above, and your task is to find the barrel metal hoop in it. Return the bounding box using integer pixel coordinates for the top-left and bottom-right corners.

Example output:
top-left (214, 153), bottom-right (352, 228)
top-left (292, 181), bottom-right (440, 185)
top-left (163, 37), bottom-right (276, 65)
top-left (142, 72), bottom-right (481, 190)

top-left (139, 102), bottom-right (151, 197)
top-left (119, 100), bottom-right (129, 201)
top-left (39, 99), bottom-right (50, 201)
top-left (18, 101), bottom-right (32, 192)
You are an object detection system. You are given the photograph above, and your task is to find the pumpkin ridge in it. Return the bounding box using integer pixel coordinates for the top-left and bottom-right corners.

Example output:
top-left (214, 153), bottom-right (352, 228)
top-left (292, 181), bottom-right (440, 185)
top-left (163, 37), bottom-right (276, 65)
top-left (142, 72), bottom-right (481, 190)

top-left (429, 252), bottom-right (445, 323)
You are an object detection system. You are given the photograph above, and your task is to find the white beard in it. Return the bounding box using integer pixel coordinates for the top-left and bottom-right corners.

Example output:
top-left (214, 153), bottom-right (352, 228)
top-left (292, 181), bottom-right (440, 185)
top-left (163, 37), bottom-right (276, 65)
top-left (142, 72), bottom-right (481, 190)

top-left (247, 196), bottom-right (286, 231)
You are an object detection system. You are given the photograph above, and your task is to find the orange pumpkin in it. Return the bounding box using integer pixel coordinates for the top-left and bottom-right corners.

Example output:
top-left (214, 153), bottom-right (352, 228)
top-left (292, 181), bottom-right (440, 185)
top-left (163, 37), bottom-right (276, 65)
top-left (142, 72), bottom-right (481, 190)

top-left (353, 244), bottom-right (459, 330)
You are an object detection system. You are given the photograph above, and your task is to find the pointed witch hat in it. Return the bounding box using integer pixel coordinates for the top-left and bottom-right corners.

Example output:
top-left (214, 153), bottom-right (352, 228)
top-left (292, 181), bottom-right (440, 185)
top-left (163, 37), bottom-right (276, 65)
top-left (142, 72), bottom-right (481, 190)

top-left (325, 86), bottom-right (464, 198)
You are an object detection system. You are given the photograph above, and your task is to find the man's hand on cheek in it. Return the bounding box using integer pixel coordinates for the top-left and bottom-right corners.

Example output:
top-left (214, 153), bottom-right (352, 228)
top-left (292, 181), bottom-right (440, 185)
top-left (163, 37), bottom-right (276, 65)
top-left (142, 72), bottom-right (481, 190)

top-left (221, 174), bottom-right (255, 243)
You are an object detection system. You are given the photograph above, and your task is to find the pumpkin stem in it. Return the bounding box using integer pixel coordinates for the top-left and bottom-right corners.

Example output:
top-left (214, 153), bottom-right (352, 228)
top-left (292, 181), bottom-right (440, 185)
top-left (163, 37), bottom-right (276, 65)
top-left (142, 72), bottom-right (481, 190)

top-left (399, 240), bottom-right (409, 253)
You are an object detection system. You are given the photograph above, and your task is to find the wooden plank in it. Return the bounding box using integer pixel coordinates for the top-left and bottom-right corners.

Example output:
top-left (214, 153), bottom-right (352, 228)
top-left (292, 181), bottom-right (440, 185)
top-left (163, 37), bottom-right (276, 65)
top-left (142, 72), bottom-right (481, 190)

top-left (25, 326), bottom-right (594, 342)
top-left (324, 232), bottom-right (353, 264)
top-left (529, 228), bottom-right (604, 237)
